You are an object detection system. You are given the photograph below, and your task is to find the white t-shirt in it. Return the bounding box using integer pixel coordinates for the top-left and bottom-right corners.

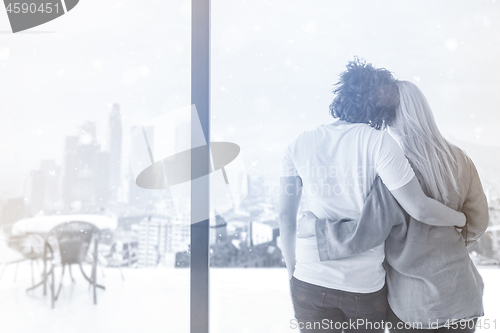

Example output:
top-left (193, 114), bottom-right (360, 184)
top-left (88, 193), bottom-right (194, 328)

top-left (282, 122), bottom-right (415, 293)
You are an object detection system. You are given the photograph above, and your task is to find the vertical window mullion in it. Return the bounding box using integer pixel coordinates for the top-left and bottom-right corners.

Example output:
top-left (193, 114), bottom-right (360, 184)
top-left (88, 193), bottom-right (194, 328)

top-left (190, 1), bottom-right (210, 333)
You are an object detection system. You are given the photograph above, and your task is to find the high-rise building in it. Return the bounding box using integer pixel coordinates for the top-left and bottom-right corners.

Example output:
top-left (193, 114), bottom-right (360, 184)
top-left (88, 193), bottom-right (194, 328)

top-left (62, 136), bottom-right (79, 207)
top-left (95, 151), bottom-right (110, 206)
top-left (62, 122), bottom-right (104, 209)
top-left (167, 213), bottom-right (191, 254)
top-left (39, 159), bottom-right (60, 210)
top-left (210, 215), bottom-right (227, 245)
top-left (128, 125), bottom-right (154, 208)
top-left (108, 103), bottom-right (122, 202)
top-left (77, 122), bottom-right (101, 206)
top-left (136, 213), bottom-right (193, 268)
top-left (137, 216), bottom-right (170, 267)
top-left (0, 198), bottom-right (26, 232)
top-left (27, 169), bottom-right (45, 214)
top-left (28, 159), bottom-right (62, 214)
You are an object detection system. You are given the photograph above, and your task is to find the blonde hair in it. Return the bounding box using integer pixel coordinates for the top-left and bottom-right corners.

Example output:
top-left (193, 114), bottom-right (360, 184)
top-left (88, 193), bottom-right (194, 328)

top-left (389, 81), bottom-right (460, 203)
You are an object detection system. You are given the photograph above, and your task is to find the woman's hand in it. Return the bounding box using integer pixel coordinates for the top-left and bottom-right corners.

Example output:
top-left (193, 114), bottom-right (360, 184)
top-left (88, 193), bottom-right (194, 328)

top-left (296, 211), bottom-right (318, 238)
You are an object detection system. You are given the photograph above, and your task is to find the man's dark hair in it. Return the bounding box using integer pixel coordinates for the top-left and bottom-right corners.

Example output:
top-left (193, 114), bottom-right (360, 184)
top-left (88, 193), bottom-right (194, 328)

top-left (329, 57), bottom-right (399, 129)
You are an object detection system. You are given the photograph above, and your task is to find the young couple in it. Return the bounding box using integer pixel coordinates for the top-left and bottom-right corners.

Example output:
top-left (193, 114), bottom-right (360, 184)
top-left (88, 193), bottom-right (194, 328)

top-left (278, 58), bottom-right (488, 333)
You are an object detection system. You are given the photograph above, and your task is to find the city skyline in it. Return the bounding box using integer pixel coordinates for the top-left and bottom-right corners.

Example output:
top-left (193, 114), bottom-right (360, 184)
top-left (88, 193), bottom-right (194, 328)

top-left (7, 107), bottom-right (499, 203)
top-left (17, 104), bottom-right (133, 217)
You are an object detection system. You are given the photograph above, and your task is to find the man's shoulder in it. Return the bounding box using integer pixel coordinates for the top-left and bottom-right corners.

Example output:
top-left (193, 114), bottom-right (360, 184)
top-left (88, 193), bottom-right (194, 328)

top-left (355, 123), bottom-right (385, 135)
top-left (289, 123), bottom-right (386, 150)
top-left (332, 122), bottom-right (387, 142)
top-left (296, 123), bottom-right (364, 137)
top-left (289, 125), bottom-right (325, 144)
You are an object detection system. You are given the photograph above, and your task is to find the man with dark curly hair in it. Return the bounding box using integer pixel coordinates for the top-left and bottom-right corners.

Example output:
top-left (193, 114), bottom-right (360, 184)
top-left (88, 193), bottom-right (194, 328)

top-left (329, 58), bottom-right (399, 130)
top-left (278, 58), bottom-right (465, 333)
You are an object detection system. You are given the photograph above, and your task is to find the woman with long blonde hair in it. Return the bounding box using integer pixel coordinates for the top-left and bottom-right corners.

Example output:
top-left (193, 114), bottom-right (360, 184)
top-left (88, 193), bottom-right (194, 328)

top-left (383, 81), bottom-right (489, 332)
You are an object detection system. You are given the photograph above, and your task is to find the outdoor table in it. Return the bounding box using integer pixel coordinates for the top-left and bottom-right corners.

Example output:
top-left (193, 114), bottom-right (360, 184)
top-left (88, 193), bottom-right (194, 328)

top-left (12, 214), bottom-right (117, 237)
top-left (11, 214), bottom-right (117, 305)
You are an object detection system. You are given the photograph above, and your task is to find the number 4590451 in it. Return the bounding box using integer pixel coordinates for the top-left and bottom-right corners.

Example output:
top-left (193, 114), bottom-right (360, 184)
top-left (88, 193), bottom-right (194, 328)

top-left (6, 2), bottom-right (60, 14)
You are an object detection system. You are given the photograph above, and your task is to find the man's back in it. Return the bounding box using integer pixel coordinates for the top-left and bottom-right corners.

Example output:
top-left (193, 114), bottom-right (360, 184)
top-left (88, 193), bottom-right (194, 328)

top-left (282, 121), bottom-right (414, 292)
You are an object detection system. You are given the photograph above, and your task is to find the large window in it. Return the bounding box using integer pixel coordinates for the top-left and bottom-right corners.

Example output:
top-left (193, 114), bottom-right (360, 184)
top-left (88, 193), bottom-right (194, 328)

top-left (1, 1), bottom-right (499, 333)
top-left (210, 1), bottom-right (500, 333)
top-left (0, 1), bottom-right (191, 332)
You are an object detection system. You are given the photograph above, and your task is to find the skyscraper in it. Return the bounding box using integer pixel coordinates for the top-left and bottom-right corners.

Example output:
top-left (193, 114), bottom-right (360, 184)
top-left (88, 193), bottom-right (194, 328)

top-left (137, 216), bottom-right (169, 267)
top-left (95, 151), bottom-right (110, 206)
top-left (27, 159), bottom-right (60, 215)
top-left (62, 122), bottom-right (103, 209)
top-left (128, 125), bottom-right (154, 208)
top-left (39, 159), bottom-right (60, 209)
top-left (28, 169), bottom-right (45, 215)
top-left (62, 135), bottom-right (79, 207)
top-left (108, 103), bottom-right (122, 202)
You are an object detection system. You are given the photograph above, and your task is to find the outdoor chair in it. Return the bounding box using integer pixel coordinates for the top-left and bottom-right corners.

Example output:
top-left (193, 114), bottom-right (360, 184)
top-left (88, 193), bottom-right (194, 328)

top-left (28, 221), bottom-right (105, 308)
top-left (0, 234), bottom-right (44, 286)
